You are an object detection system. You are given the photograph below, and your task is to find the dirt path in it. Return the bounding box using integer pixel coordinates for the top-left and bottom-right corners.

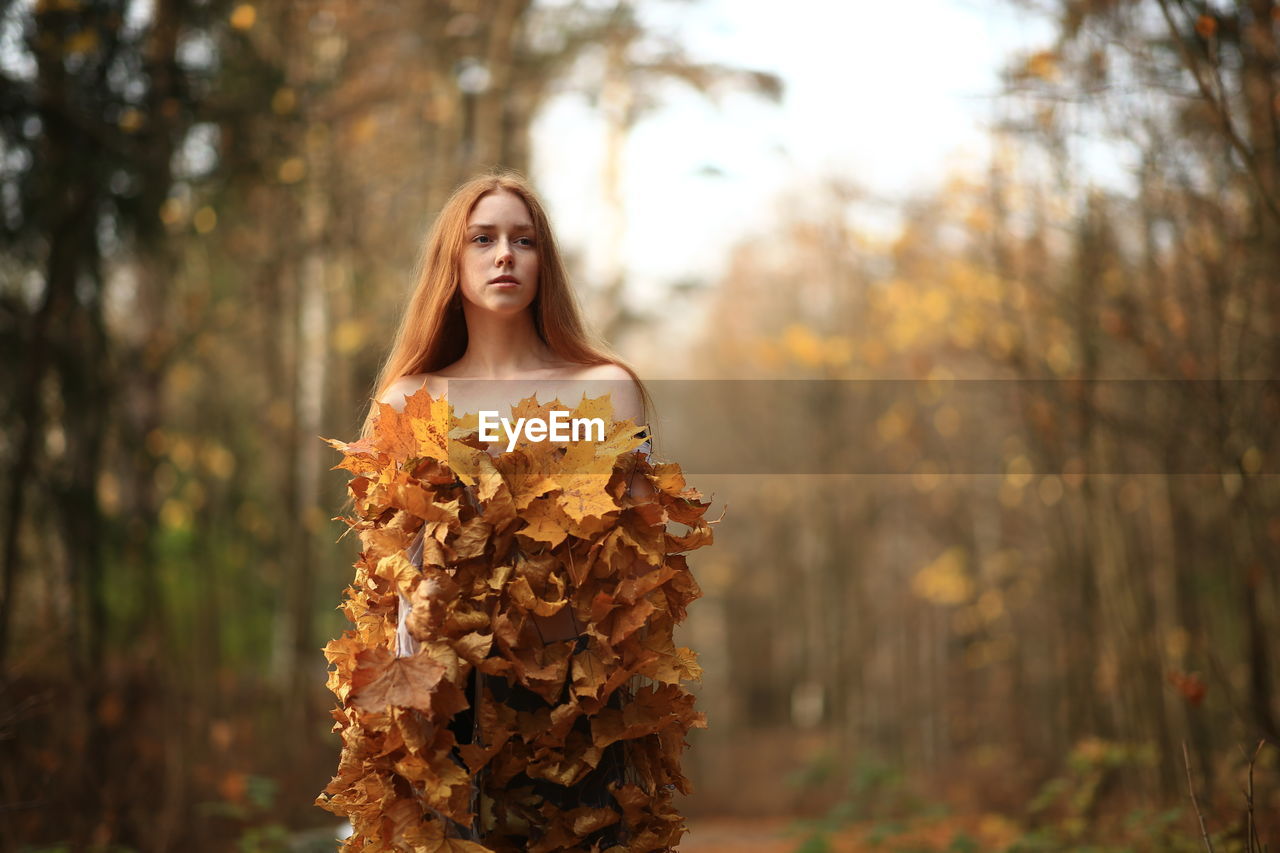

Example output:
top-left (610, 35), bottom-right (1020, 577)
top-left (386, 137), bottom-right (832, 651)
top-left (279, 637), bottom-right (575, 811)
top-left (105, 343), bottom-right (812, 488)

top-left (680, 816), bottom-right (802, 852)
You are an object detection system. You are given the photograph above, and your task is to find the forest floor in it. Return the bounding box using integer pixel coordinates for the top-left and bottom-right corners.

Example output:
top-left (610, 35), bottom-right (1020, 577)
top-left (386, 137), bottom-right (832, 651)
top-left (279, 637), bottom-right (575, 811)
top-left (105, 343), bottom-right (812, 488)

top-left (680, 813), bottom-right (1022, 852)
top-left (681, 816), bottom-right (798, 851)
top-left (298, 814), bottom-right (1021, 852)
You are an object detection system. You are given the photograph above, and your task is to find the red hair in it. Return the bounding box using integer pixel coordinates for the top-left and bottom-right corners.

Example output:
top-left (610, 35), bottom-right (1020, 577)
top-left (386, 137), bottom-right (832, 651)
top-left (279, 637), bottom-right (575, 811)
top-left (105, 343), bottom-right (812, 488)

top-left (360, 168), bottom-right (653, 440)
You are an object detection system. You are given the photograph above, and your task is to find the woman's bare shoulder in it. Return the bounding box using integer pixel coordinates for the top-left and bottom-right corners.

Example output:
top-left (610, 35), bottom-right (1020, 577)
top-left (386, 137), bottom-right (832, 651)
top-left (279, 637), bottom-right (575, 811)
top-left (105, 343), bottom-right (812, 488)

top-left (563, 362), bottom-right (644, 423)
top-left (567, 362), bottom-right (632, 381)
top-left (378, 372), bottom-right (448, 411)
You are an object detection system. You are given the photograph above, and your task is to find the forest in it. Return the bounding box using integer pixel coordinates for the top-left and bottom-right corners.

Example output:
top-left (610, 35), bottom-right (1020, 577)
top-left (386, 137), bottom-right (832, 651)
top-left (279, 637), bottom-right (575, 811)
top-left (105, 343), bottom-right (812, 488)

top-left (0, 0), bottom-right (1278, 851)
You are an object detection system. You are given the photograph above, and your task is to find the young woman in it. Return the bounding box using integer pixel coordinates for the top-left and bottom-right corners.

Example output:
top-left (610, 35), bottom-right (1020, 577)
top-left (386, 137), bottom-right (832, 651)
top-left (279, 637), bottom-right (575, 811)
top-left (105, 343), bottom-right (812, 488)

top-left (364, 168), bottom-right (657, 845)
top-left (367, 170), bottom-right (654, 491)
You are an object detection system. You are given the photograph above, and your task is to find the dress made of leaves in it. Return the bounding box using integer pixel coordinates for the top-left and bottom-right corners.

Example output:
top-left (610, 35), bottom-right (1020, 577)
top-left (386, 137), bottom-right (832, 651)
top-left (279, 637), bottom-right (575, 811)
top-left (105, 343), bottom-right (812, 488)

top-left (315, 389), bottom-right (714, 852)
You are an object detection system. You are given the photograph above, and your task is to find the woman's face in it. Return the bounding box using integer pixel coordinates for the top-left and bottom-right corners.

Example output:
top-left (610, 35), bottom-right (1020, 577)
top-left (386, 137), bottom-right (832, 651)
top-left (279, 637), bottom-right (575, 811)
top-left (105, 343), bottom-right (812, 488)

top-left (458, 189), bottom-right (539, 316)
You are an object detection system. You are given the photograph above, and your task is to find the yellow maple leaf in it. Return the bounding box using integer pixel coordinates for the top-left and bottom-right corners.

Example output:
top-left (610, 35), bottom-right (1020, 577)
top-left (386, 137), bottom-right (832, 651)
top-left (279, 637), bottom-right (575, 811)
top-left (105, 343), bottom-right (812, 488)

top-left (516, 496), bottom-right (573, 549)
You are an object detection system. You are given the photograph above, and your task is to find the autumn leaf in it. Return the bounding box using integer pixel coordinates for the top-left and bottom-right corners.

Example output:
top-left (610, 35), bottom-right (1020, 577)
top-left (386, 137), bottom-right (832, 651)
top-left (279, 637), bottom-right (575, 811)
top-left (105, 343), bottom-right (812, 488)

top-left (452, 517), bottom-right (492, 560)
top-left (349, 646), bottom-right (467, 722)
top-left (374, 552), bottom-right (421, 598)
top-left (322, 434), bottom-right (387, 478)
top-left (516, 494), bottom-right (574, 548)
top-left (1167, 670), bottom-right (1207, 705)
top-left (501, 448), bottom-right (560, 510)
top-left (399, 814), bottom-right (494, 852)
top-left (634, 626), bottom-right (703, 684)
top-left (508, 572), bottom-right (569, 618)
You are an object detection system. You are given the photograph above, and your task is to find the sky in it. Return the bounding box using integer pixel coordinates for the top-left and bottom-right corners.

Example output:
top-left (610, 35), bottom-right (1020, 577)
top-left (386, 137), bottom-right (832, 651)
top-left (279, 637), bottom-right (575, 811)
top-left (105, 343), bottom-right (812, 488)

top-left (532, 0), bottom-right (1061, 309)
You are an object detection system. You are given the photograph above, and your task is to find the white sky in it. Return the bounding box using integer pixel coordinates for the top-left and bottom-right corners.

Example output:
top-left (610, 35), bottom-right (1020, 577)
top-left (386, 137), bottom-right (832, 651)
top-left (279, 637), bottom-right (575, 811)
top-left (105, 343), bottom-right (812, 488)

top-left (532, 0), bottom-right (1060, 307)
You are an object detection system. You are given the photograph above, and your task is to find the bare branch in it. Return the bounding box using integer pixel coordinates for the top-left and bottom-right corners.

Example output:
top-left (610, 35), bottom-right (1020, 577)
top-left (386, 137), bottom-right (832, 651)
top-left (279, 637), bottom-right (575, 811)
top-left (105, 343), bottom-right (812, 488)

top-left (1183, 739), bottom-right (1217, 853)
top-left (1152, 0), bottom-right (1280, 226)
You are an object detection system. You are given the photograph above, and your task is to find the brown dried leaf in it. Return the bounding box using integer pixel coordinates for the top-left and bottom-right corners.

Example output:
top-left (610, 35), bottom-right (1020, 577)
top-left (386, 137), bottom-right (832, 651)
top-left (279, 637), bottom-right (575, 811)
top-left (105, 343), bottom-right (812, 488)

top-left (349, 646), bottom-right (468, 723)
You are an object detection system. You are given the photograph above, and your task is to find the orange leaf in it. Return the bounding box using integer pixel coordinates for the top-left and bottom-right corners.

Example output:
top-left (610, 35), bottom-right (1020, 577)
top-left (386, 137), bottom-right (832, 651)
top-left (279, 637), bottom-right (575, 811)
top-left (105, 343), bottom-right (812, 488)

top-left (349, 646), bottom-right (467, 722)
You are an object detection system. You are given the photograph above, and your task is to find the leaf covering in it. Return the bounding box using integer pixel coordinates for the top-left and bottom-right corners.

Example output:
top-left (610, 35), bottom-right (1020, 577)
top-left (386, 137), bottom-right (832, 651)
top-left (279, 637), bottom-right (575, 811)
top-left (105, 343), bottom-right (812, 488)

top-left (316, 389), bottom-right (716, 852)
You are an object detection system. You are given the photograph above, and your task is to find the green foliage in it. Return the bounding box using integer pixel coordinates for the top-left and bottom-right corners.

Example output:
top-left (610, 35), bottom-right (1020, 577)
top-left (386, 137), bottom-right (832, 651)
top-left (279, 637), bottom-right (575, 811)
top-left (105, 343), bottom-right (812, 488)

top-left (236, 823), bottom-right (291, 853)
top-left (785, 749), bottom-right (841, 790)
top-left (1002, 740), bottom-right (1214, 852)
top-left (196, 773), bottom-right (292, 853)
top-left (1019, 738), bottom-right (1178, 849)
top-left (244, 775), bottom-right (278, 812)
top-left (791, 835), bottom-right (833, 853)
top-left (863, 820), bottom-right (907, 844)
top-left (785, 751), bottom-right (930, 851)
top-left (782, 739), bottom-right (1244, 852)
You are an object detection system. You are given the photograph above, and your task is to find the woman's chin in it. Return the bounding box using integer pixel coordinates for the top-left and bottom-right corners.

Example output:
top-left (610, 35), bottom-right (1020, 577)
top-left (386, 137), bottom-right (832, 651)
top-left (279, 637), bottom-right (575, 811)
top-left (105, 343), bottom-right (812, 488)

top-left (471, 296), bottom-right (535, 316)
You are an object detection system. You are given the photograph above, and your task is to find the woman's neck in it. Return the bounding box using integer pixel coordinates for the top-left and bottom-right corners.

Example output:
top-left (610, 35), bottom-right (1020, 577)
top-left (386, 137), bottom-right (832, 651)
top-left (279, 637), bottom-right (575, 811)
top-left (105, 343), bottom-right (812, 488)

top-left (452, 306), bottom-right (560, 378)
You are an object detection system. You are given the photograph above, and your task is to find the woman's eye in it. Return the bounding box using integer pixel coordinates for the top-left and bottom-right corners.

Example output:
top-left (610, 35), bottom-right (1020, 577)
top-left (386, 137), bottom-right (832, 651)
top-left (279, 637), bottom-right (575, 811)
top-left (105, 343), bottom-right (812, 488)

top-left (472, 235), bottom-right (534, 247)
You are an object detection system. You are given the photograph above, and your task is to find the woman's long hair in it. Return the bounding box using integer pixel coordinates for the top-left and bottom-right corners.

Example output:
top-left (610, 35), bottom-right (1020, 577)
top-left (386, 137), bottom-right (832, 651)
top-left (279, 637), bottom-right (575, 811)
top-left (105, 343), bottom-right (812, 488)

top-left (359, 167), bottom-right (655, 446)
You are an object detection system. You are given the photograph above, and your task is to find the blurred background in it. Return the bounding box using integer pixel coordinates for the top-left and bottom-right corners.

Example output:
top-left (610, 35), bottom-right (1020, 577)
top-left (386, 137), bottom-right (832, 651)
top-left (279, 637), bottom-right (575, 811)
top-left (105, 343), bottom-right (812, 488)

top-left (2, 0), bottom-right (1279, 850)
